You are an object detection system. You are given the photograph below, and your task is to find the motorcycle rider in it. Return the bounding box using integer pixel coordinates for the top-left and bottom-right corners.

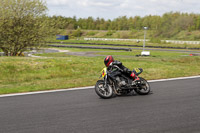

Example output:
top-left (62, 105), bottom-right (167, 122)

top-left (104, 55), bottom-right (140, 84)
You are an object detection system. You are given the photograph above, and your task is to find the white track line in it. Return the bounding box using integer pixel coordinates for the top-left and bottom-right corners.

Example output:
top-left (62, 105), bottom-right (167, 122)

top-left (0, 86), bottom-right (94, 98)
top-left (0, 75), bottom-right (200, 98)
top-left (148, 75), bottom-right (200, 82)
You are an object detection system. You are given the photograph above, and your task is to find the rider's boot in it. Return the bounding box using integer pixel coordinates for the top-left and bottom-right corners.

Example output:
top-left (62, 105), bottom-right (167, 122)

top-left (130, 72), bottom-right (140, 85)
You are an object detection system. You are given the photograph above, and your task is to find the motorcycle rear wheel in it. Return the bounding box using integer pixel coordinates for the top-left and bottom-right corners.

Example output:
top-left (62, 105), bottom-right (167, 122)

top-left (95, 80), bottom-right (113, 99)
top-left (135, 77), bottom-right (151, 95)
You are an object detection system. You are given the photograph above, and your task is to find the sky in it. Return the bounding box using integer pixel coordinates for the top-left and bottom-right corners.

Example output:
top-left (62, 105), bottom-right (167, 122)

top-left (46, 0), bottom-right (200, 20)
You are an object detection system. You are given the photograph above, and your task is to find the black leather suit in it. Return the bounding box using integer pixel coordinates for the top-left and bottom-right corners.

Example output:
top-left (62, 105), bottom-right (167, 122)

top-left (107, 60), bottom-right (132, 77)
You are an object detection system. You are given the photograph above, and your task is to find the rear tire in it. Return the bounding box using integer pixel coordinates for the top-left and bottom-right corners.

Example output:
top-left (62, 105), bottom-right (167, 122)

top-left (95, 80), bottom-right (113, 99)
top-left (135, 77), bottom-right (150, 95)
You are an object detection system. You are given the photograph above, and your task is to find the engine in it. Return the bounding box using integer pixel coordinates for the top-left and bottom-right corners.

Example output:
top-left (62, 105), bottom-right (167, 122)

top-left (116, 76), bottom-right (127, 87)
top-left (115, 76), bottom-right (133, 95)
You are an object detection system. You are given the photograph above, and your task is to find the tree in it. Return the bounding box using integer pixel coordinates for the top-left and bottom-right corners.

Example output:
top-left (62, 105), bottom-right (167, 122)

top-left (0, 0), bottom-right (50, 56)
top-left (195, 16), bottom-right (200, 30)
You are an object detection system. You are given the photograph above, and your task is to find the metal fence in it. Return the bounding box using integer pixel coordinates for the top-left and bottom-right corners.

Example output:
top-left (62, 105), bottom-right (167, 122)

top-left (84, 38), bottom-right (200, 45)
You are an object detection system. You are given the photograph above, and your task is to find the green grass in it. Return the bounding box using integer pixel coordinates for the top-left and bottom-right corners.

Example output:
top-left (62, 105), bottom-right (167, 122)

top-left (0, 48), bottom-right (200, 94)
top-left (0, 55), bottom-right (103, 94)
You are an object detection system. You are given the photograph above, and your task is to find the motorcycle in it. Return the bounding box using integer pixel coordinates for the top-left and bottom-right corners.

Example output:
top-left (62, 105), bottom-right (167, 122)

top-left (95, 65), bottom-right (151, 99)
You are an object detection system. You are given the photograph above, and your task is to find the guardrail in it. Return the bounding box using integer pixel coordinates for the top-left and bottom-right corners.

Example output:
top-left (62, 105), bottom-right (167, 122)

top-left (84, 38), bottom-right (200, 45)
top-left (84, 38), bottom-right (144, 42)
top-left (165, 40), bottom-right (200, 44)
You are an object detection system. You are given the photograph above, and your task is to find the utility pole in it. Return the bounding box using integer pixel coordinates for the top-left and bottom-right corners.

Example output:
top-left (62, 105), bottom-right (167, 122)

top-left (141, 27), bottom-right (150, 56)
top-left (143, 27), bottom-right (148, 51)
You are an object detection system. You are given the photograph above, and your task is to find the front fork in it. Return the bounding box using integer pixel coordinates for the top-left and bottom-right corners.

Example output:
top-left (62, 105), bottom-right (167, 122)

top-left (103, 75), bottom-right (117, 94)
top-left (103, 75), bottom-right (108, 89)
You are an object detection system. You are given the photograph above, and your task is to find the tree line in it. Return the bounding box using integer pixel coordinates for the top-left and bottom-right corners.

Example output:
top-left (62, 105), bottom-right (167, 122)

top-left (49, 12), bottom-right (200, 38)
top-left (1, 0), bottom-right (200, 56)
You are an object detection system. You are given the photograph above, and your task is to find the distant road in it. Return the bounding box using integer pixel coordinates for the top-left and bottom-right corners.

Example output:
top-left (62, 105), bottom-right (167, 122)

top-left (0, 77), bottom-right (200, 133)
top-left (49, 44), bottom-right (200, 53)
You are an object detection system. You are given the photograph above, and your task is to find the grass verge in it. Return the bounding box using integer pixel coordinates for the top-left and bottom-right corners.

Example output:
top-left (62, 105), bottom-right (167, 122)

top-left (0, 48), bottom-right (200, 94)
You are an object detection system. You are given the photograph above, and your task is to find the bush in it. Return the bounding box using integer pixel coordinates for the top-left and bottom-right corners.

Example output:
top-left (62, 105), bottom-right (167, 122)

top-left (106, 30), bottom-right (115, 36)
top-left (72, 29), bottom-right (83, 37)
top-left (87, 31), bottom-right (97, 36)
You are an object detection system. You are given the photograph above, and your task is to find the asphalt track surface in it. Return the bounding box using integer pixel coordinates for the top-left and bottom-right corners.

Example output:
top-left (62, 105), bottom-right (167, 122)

top-left (0, 77), bottom-right (200, 133)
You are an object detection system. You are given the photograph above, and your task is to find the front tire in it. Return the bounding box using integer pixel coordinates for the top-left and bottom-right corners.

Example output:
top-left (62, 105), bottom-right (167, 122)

top-left (135, 77), bottom-right (151, 95)
top-left (95, 80), bottom-right (113, 99)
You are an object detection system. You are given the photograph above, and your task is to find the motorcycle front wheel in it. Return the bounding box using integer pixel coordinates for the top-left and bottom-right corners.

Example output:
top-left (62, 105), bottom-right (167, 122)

top-left (95, 80), bottom-right (113, 99)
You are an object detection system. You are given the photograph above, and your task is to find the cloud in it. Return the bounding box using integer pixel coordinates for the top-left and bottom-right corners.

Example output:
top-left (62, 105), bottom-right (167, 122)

top-left (47, 0), bottom-right (70, 6)
top-left (47, 0), bottom-right (116, 7)
top-left (46, 0), bottom-right (200, 19)
top-left (77, 1), bottom-right (113, 7)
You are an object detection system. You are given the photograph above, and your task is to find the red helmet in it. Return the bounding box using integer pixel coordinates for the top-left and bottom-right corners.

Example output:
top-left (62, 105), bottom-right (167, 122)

top-left (104, 56), bottom-right (114, 67)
